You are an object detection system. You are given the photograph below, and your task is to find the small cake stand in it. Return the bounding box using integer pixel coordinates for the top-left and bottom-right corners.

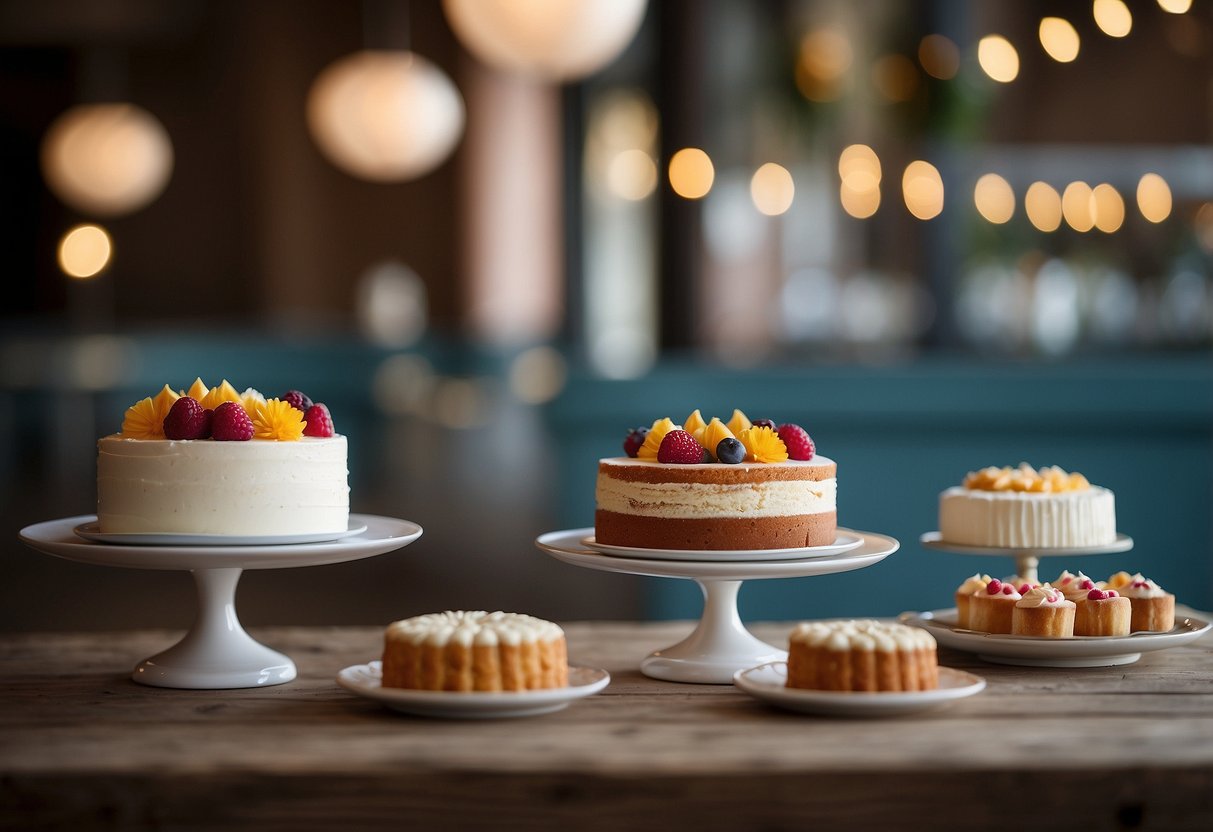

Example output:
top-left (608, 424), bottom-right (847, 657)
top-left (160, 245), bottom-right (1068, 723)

top-left (19, 514), bottom-right (422, 690)
top-left (536, 528), bottom-right (899, 684)
top-left (919, 532), bottom-right (1133, 584)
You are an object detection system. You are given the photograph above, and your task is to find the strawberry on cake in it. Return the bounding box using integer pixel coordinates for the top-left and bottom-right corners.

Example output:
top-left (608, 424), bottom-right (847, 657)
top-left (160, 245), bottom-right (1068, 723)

top-left (595, 409), bottom-right (836, 551)
top-left (97, 378), bottom-right (349, 536)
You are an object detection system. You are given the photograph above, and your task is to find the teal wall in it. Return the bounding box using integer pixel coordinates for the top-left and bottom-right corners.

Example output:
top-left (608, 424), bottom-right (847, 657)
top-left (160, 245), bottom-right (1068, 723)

top-left (546, 356), bottom-right (1213, 620)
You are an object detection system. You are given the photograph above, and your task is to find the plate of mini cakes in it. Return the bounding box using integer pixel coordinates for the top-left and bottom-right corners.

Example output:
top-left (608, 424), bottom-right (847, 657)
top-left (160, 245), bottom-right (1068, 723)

top-left (733, 620), bottom-right (985, 717)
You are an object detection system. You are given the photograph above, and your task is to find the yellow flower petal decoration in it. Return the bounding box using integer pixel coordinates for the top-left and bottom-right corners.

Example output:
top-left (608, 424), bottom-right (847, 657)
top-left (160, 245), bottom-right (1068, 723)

top-left (183, 377), bottom-right (209, 401)
top-left (121, 385), bottom-right (180, 439)
top-left (637, 417), bottom-right (678, 460)
top-left (739, 426), bottom-right (788, 463)
top-left (201, 379), bottom-right (241, 411)
top-left (726, 409), bottom-right (752, 436)
top-left (253, 398), bottom-right (305, 441)
top-left (699, 418), bottom-right (735, 459)
top-left (683, 409), bottom-right (707, 440)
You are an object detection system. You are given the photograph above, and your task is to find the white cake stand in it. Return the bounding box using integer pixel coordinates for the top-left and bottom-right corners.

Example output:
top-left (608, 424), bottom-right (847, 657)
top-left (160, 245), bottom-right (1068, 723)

top-left (19, 513), bottom-right (422, 690)
top-left (536, 528), bottom-right (899, 684)
top-left (919, 532), bottom-right (1133, 584)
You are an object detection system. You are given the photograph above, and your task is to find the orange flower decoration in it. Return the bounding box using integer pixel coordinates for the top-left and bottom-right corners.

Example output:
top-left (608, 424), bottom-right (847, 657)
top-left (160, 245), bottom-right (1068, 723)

top-left (738, 426), bottom-right (788, 463)
top-left (252, 398), bottom-right (305, 441)
top-left (121, 385), bottom-right (180, 439)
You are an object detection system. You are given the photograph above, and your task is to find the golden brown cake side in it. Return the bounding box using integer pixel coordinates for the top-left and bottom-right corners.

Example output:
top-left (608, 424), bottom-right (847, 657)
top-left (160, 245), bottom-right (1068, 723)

top-left (786, 620), bottom-right (938, 692)
top-left (382, 611), bottom-right (568, 692)
top-left (1119, 575), bottom-right (1175, 632)
top-left (1011, 587), bottom-right (1075, 638)
top-left (1074, 590), bottom-right (1131, 636)
top-left (954, 574), bottom-right (992, 629)
top-left (967, 579), bottom-right (1022, 634)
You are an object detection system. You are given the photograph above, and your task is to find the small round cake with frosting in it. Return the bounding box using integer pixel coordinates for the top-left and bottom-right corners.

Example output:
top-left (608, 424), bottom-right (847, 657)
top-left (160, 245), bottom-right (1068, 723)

top-left (954, 574), bottom-right (993, 629)
top-left (1119, 574), bottom-right (1176, 633)
top-left (968, 579), bottom-right (1022, 634)
top-left (1053, 571), bottom-right (1099, 604)
top-left (1075, 588), bottom-right (1131, 637)
top-left (786, 620), bottom-right (938, 692)
top-left (939, 464), bottom-right (1116, 549)
top-left (381, 611), bottom-right (568, 692)
top-left (1011, 586), bottom-right (1075, 638)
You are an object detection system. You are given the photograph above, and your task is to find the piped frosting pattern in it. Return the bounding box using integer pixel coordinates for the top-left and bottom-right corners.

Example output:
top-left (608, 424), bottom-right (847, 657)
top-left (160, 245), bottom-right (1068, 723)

top-left (386, 611), bottom-right (565, 648)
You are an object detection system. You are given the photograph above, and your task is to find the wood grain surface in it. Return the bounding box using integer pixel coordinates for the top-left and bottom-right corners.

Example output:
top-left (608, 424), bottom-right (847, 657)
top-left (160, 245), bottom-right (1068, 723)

top-left (2, 618), bottom-right (1212, 831)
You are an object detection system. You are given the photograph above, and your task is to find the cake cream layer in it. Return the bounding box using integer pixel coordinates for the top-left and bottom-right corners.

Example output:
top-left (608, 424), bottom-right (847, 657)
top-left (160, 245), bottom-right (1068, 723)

top-left (596, 456), bottom-right (837, 520)
top-left (97, 434), bottom-right (349, 535)
top-left (938, 485), bottom-right (1116, 548)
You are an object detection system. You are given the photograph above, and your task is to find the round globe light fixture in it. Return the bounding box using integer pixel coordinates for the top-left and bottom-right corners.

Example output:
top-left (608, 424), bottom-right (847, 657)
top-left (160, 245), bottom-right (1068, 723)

top-left (443, 0), bottom-right (647, 81)
top-left (41, 103), bottom-right (173, 217)
top-left (307, 50), bottom-right (466, 182)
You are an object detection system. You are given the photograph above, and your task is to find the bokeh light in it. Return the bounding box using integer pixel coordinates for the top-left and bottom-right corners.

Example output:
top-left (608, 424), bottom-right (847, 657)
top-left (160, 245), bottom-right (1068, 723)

top-left (607, 149), bottom-right (658, 200)
top-left (1039, 18), bottom-right (1081, 63)
top-left (974, 173), bottom-right (1015, 224)
top-left (838, 144), bottom-right (881, 219)
top-left (58, 224), bottom-right (113, 279)
top-left (1158, 0), bottom-right (1193, 13)
top-left (508, 346), bottom-right (568, 404)
top-left (978, 35), bottom-right (1019, 83)
top-left (1025, 182), bottom-right (1063, 232)
top-left (918, 34), bottom-right (960, 80)
top-left (1091, 184), bottom-right (1125, 233)
top-left (750, 163), bottom-right (795, 216)
top-left (1062, 181), bottom-right (1095, 232)
top-left (872, 54), bottom-right (920, 102)
top-left (796, 28), bottom-right (853, 102)
top-left (1137, 173), bottom-right (1172, 222)
top-left (668, 147), bottom-right (714, 199)
top-left (902, 160), bottom-right (944, 220)
top-left (1093, 0), bottom-right (1132, 38)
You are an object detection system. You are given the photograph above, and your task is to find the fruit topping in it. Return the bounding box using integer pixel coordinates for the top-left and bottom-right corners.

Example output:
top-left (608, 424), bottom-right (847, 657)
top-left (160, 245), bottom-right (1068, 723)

top-left (1088, 588), bottom-right (1118, 601)
top-left (184, 377), bottom-right (209, 401)
top-left (726, 409), bottom-right (752, 436)
top-left (1019, 583), bottom-right (1036, 594)
top-left (738, 425), bottom-right (789, 463)
top-left (622, 427), bottom-right (649, 458)
top-left (751, 418), bottom-right (776, 429)
top-left (657, 430), bottom-right (704, 464)
top-left (121, 384), bottom-right (181, 440)
top-left (683, 409), bottom-right (707, 440)
top-left (283, 390), bottom-right (314, 412)
top-left (201, 379), bottom-right (242, 411)
top-left (303, 403), bottom-right (335, 437)
top-left (211, 401), bottom-right (254, 441)
top-left (253, 398), bottom-right (306, 441)
top-left (715, 437), bottom-right (746, 464)
top-left (163, 396), bottom-right (212, 440)
top-left (1002, 584), bottom-right (1015, 595)
top-left (1079, 578), bottom-right (1095, 590)
top-left (777, 423), bottom-right (815, 461)
top-left (986, 579), bottom-right (1003, 595)
top-left (240, 387), bottom-right (266, 415)
top-left (637, 417), bottom-right (678, 460)
top-left (700, 419), bottom-right (735, 458)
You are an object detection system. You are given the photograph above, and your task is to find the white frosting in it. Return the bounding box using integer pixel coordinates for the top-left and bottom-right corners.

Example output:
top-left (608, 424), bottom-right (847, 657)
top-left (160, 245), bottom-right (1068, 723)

top-left (790, 619), bottom-right (936, 652)
top-left (387, 611), bottom-right (564, 648)
top-left (1016, 587), bottom-right (1072, 609)
top-left (939, 485), bottom-right (1116, 548)
top-left (956, 573), bottom-right (993, 595)
top-left (1119, 574), bottom-right (1169, 599)
top-left (596, 477), bottom-right (835, 519)
top-left (97, 434), bottom-right (349, 535)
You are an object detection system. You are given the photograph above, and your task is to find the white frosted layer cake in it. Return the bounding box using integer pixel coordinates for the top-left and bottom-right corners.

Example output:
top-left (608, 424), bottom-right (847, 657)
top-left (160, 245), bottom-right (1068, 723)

top-left (939, 483), bottom-right (1116, 548)
top-left (97, 435), bottom-right (349, 535)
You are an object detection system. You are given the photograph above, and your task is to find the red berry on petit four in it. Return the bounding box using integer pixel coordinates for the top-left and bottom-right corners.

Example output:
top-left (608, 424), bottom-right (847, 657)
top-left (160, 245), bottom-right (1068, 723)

top-left (777, 423), bottom-right (815, 461)
top-left (986, 579), bottom-right (1003, 595)
top-left (163, 396), bottom-right (212, 440)
top-left (657, 430), bottom-right (705, 464)
top-left (211, 401), bottom-right (254, 441)
top-left (303, 403), bottom-right (335, 438)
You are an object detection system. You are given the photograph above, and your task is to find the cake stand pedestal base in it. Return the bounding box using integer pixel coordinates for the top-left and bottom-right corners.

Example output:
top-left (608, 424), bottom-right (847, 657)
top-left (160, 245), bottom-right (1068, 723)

top-left (640, 580), bottom-right (786, 685)
top-left (133, 568), bottom-right (296, 689)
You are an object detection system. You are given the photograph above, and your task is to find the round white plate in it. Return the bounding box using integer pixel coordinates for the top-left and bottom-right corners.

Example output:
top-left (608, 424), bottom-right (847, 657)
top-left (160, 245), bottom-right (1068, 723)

top-left (733, 662), bottom-right (985, 717)
top-left (337, 661), bottom-right (610, 719)
top-left (19, 514), bottom-right (422, 571)
top-left (578, 530), bottom-right (864, 562)
top-left (537, 528), bottom-right (899, 581)
top-left (919, 532), bottom-right (1134, 557)
top-left (901, 608), bottom-right (1212, 667)
top-left (73, 518), bottom-right (368, 546)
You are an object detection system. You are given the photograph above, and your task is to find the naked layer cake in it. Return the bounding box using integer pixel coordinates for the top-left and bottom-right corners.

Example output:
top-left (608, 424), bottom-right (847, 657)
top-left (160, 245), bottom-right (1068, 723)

top-left (595, 409), bottom-right (836, 550)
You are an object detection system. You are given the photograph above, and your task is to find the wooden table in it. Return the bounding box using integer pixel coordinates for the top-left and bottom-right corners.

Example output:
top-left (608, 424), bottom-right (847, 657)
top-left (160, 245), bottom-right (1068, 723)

top-left (3, 620), bottom-right (1212, 831)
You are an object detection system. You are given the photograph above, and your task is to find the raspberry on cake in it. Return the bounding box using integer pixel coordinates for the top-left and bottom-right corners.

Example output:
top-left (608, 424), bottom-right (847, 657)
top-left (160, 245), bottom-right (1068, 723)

top-left (595, 409), bottom-right (835, 551)
top-left (786, 620), bottom-right (938, 692)
top-left (381, 611), bottom-right (568, 692)
top-left (939, 463), bottom-right (1116, 549)
top-left (97, 378), bottom-right (349, 536)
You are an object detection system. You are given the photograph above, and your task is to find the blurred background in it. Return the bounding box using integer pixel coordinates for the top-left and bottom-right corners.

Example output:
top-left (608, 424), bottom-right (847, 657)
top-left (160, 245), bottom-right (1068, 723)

top-left (3, 0), bottom-right (1211, 633)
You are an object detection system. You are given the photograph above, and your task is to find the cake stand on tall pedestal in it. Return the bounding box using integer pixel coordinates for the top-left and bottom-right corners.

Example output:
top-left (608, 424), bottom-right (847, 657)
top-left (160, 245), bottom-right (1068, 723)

top-left (536, 528), bottom-right (899, 684)
top-left (918, 532), bottom-right (1134, 585)
top-left (19, 513), bottom-right (422, 689)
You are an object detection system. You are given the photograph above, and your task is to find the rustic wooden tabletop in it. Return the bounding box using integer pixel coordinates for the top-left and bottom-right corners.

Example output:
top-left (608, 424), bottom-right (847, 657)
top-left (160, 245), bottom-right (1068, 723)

top-left (3, 618), bottom-right (1212, 831)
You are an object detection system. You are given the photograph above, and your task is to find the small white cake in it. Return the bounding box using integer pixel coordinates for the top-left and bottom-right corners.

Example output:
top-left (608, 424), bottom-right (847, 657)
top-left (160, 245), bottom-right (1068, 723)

top-left (939, 464), bottom-right (1116, 549)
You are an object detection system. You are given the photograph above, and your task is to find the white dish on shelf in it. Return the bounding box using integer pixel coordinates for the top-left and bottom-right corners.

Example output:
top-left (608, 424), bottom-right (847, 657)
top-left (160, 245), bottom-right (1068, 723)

top-left (20, 514), bottom-right (420, 571)
top-left (73, 519), bottom-right (368, 547)
top-left (918, 532), bottom-right (1134, 557)
top-left (733, 662), bottom-right (985, 717)
top-left (901, 607), bottom-right (1211, 668)
top-left (337, 661), bottom-right (610, 719)
top-left (578, 530), bottom-right (864, 562)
